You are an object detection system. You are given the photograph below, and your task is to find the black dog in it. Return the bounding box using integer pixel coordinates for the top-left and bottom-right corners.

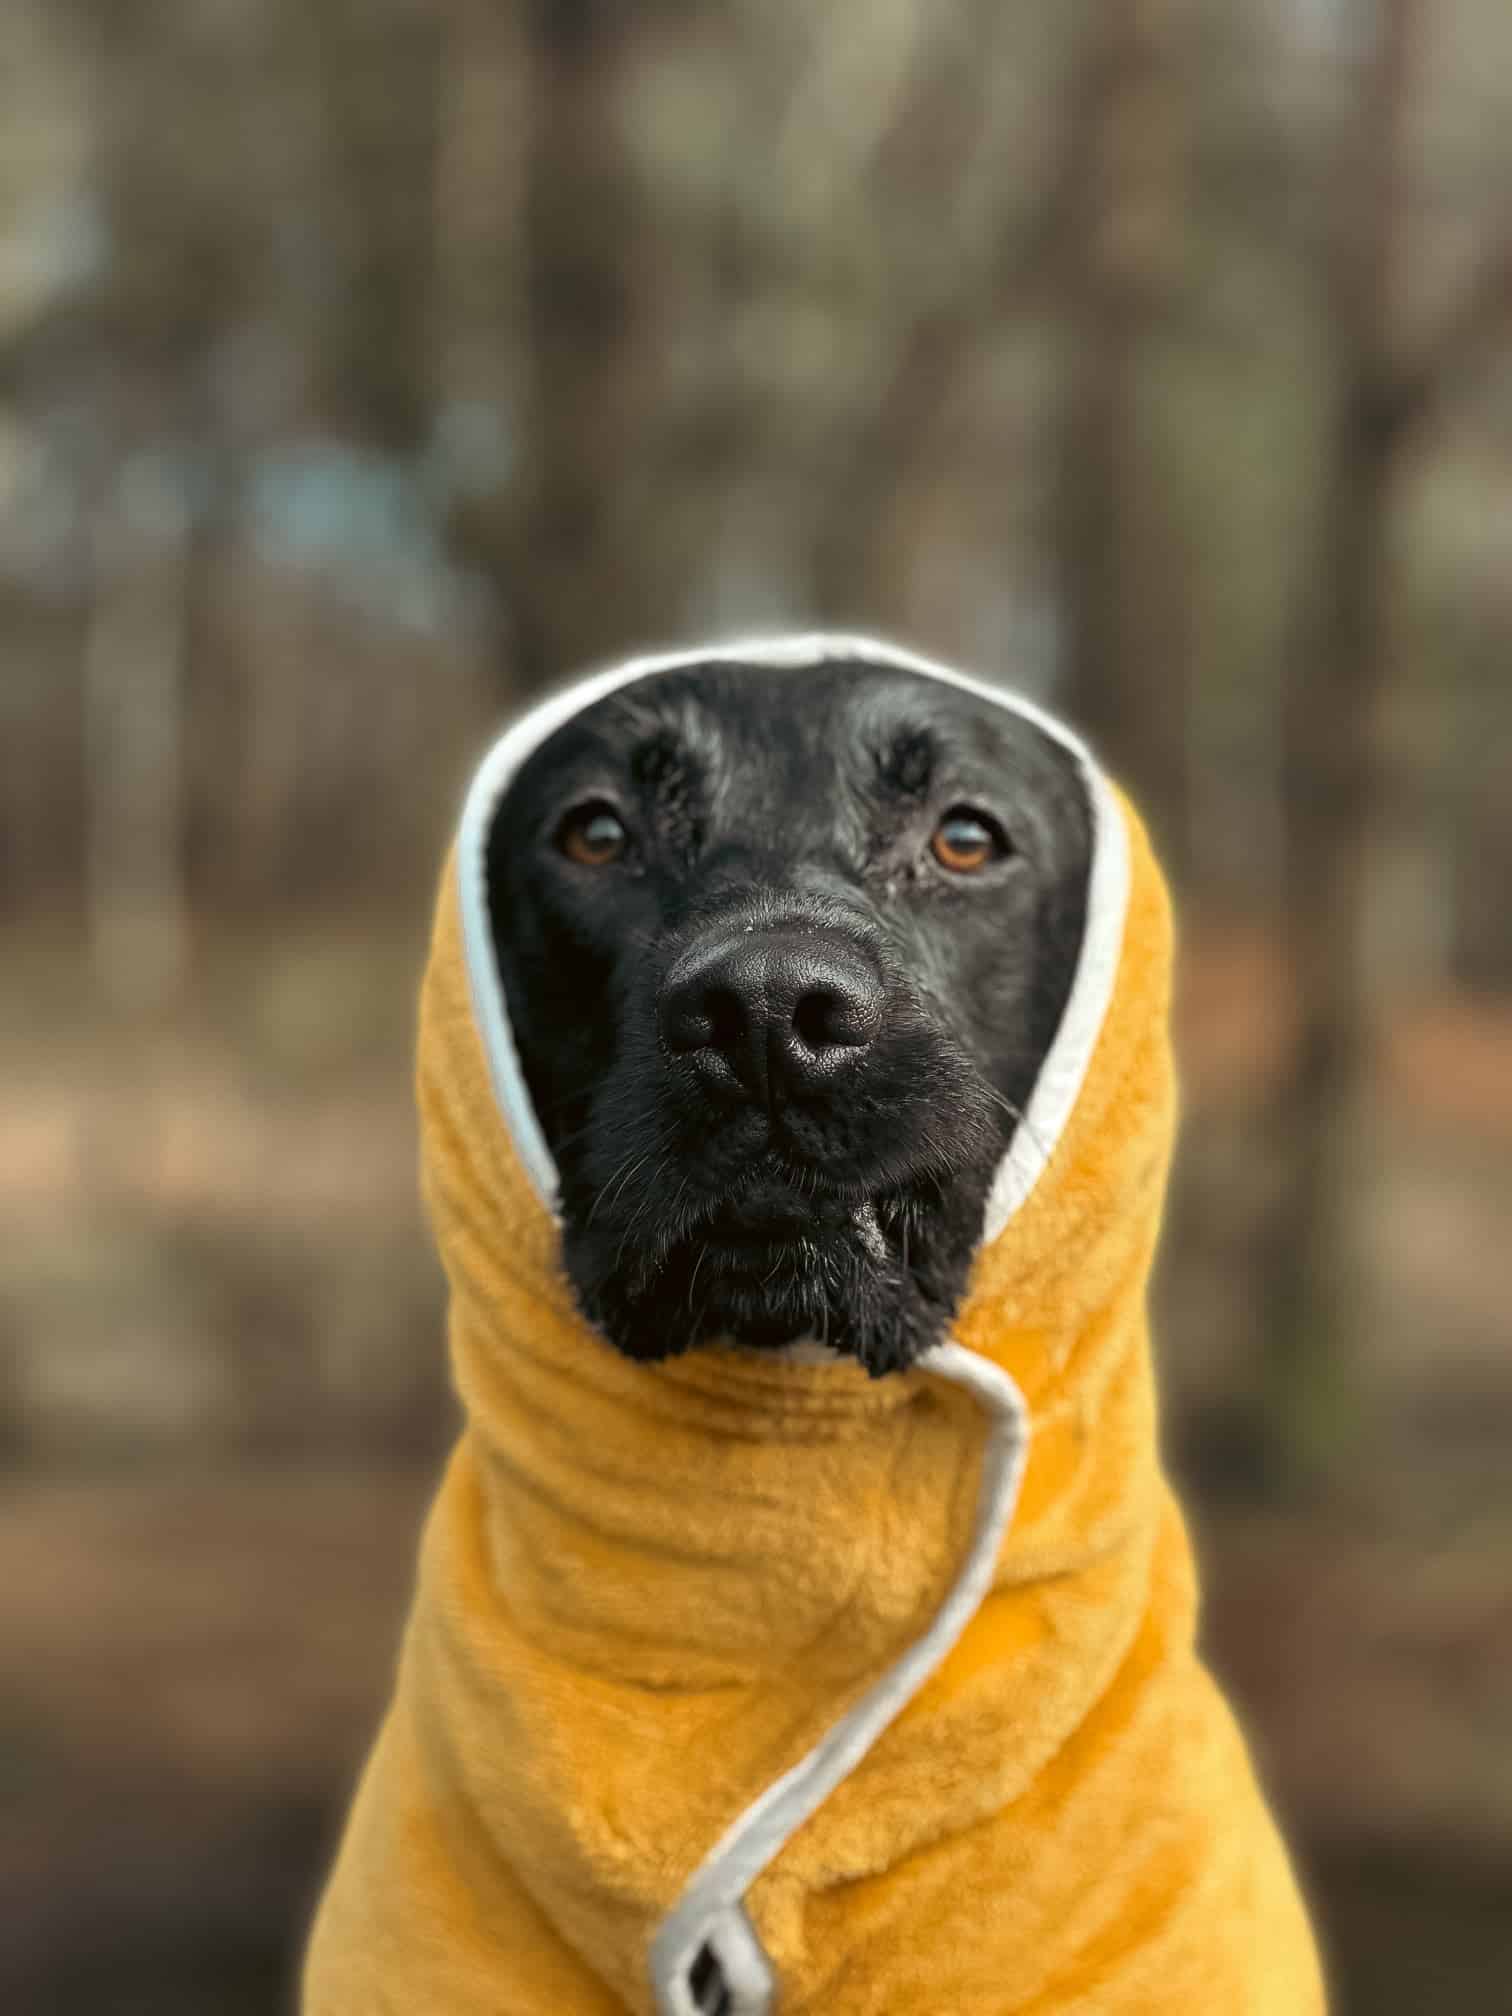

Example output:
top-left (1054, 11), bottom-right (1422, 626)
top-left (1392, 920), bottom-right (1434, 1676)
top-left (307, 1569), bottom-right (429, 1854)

top-left (487, 658), bottom-right (1090, 1377)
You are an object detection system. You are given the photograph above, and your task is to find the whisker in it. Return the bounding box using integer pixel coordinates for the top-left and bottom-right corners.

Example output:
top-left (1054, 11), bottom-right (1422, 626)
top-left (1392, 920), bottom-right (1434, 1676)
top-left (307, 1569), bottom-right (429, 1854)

top-left (585, 1144), bottom-right (654, 1228)
top-left (982, 1084), bottom-right (1053, 1164)
top-left (614, 1151), bottom-right (675, 1271)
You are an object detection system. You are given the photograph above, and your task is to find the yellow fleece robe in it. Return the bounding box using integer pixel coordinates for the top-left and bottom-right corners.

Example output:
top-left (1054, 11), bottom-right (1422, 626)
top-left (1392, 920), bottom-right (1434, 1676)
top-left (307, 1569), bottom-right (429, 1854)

top-left (302, 638), bottom-right (1326, 2015)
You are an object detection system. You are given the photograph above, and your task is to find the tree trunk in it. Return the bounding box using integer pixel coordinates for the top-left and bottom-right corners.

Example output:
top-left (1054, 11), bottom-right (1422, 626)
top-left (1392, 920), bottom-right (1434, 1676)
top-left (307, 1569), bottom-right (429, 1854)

top-left (497, 1), bottom-right (675, 699)
top-left (1258, 405), bottom-right (1395, 1487)
top-left (307, 0), bottom-right (443, 451)
top-left (1253, 0), bottom-right (1421, 1492)
top-left (1053, 0), bottom-right (1191, 865)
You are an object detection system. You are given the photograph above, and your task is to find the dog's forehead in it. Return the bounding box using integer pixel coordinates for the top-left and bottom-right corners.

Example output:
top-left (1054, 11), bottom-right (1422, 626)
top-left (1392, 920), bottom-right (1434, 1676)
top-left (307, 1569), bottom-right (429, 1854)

top-left (527, 660), bottom-right (1048, 796)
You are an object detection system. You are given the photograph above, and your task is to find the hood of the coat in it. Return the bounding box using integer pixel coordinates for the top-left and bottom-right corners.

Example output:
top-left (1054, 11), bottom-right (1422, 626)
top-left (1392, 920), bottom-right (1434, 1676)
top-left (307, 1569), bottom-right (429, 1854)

top-left (425, 634), bottom-right (1161, 1388)
top-left (414, 635), bottom-right (1173, 2009)
top-left (302, 637), bottom-right (1324, 2016)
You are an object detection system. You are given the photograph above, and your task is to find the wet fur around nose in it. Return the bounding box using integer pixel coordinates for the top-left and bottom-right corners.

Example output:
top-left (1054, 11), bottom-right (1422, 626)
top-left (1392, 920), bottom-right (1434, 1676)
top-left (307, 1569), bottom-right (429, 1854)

top-left (486, 659), bottom-right (1091, 1376)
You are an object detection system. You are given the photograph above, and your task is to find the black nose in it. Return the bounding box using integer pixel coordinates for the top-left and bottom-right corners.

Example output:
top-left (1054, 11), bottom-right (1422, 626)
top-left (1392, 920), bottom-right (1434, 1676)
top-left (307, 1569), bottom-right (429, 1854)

top-left (659, 927), bottom-right (885, 1103)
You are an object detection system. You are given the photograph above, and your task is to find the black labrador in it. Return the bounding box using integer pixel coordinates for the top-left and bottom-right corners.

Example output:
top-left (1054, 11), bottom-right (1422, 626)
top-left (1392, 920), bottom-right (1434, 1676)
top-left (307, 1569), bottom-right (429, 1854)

top-left (487, 658), bottom-right (1090, 1377)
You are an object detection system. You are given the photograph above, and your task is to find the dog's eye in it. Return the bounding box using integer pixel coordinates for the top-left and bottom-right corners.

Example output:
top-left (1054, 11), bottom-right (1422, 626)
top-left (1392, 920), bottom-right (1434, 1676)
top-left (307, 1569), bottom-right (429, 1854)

top-left (557, 802), bottom-right (628, 867)
top-left (930, 807), bottom-right (1007, 875)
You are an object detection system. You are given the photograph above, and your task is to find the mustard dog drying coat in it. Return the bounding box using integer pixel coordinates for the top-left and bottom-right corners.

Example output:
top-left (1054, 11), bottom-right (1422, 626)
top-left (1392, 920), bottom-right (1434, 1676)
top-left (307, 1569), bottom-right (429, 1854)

top-left (303, 637), bottom-right (1326, 2015)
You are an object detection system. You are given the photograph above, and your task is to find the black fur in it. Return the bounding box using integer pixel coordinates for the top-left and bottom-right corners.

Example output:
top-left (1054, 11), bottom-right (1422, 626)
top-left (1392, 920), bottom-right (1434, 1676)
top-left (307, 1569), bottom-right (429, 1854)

top-left (486, 658), bottom-right (1090, 1376)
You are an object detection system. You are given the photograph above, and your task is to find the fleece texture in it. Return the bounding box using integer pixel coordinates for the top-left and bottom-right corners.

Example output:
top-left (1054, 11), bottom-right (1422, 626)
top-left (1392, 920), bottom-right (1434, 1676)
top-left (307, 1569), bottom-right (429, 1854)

top-left (302, 641), bottom-right (1326, 2015)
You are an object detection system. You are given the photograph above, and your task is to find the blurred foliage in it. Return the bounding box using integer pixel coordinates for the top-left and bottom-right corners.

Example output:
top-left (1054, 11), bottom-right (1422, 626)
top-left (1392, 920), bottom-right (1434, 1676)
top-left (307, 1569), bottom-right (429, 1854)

top-left (0, 2), bottom-right (1509, 2012)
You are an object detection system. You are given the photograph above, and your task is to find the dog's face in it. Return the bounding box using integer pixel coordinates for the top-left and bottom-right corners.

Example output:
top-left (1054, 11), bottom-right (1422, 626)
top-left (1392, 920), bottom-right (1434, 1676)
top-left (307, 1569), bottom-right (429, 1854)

top-left (487, 660), bottom-right (1091, 1376)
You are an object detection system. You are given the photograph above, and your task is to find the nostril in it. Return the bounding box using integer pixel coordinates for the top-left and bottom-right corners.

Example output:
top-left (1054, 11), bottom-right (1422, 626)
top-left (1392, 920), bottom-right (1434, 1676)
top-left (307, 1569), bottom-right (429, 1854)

top-left (793, 985), bottom-right (864, 1050)
top-left (662, 980), bottom-right (747, 1056)
top-left (704, 985), bottom-right (746, 1054)
top-left (791, 973), bottom-right (883, 1052)
top-left (663, 995), bottom-right (712, 1053)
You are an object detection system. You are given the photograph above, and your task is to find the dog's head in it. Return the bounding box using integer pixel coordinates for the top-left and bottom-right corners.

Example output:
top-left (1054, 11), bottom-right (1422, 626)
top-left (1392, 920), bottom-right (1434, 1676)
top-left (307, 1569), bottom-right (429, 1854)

top-left (486, 656), bottom-right (1092, 1376)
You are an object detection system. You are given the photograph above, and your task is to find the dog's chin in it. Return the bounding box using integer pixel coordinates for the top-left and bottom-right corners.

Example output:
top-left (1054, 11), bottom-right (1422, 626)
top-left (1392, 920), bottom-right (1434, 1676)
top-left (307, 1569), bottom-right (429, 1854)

top-left (582, 1228), bottom-right (923, 1378)
top-left (564, 1175), bottom-right (992, 1380)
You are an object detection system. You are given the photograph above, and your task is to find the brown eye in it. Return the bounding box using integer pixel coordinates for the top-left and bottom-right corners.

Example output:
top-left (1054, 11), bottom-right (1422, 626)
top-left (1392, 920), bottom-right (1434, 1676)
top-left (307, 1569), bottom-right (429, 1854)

top-left (557, 802), bottom-right (628, 867)
top-left (930, 807), bottom-right (1005, 874)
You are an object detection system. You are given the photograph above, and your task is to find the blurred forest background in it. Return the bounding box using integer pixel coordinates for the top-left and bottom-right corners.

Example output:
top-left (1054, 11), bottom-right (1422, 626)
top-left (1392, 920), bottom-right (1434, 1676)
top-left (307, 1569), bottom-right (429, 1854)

top-left (1, 1), bottom-right (1509, 2010)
